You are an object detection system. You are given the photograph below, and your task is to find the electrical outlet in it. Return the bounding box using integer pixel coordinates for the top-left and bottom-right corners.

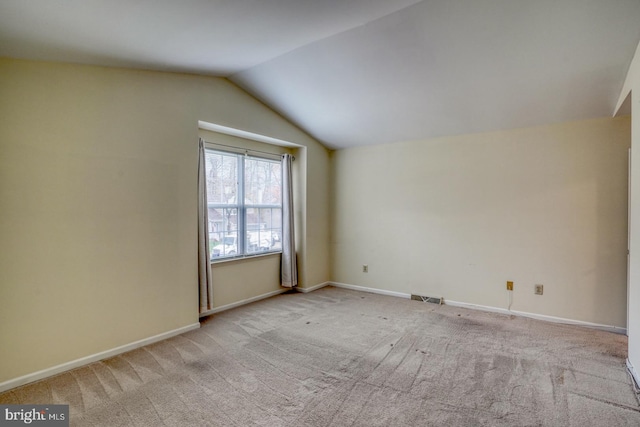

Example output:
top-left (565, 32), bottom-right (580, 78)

top-left (506, 281), bottom-right (513, 291)
top-left (363, 265), bottom-right (368, 273)
top-left (535, 284), bottom-right (543, 295)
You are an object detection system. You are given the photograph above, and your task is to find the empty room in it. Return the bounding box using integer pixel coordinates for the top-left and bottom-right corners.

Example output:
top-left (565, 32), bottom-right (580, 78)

top-left (2, 1), bottom-right (640, 425)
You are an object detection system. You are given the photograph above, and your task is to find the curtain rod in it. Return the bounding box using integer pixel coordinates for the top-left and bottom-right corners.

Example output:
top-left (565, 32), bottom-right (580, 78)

top-left (202, 139), bottom-right (295, 161)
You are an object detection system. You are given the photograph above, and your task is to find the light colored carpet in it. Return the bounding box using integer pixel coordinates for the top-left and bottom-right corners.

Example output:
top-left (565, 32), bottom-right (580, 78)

top-left (1, 286), bottom-right (639, 426)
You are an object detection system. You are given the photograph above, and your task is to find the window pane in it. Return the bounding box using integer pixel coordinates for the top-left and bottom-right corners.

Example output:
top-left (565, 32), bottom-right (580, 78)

top-left (245, 207), bottom-right (282, 254)
top-left (244, 158), bottom-right (281, 205)
top-left (209, 208), bottom-right (238, 258)
top-left (205, 149), bottom-right (284, 260)
top-left (205, 151), bottom-right (238, 205)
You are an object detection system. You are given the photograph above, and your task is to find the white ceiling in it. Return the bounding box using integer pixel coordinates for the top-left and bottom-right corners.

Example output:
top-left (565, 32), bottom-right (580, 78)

top-left (1, 0), bottom-right (639, 149)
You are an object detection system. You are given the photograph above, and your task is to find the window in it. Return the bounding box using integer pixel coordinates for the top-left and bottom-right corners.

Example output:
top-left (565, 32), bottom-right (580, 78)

top-left (205, 149), bottom-right (282, 260)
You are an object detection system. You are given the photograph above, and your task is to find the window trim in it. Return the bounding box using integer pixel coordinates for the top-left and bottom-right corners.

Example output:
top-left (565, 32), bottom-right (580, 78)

top-left (209, 250), bottom-right (281, 265)
top-left (205, 147), bottom-right (283, 263)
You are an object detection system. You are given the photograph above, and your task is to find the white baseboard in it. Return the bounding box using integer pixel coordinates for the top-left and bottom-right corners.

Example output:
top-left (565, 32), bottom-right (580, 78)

top-left (445, 299), bottom-right (626, 334)
top-left (330, 282), bottom-right (412, 299)
top-left (295, 281), bottom-right (331, 293)
top-left (445, 300), bottom-right (512, 316)
top-left (199, 288), bottom-right (289, 317)
top-left (324, 282), bottom-right (626, 335)
top-left (0, 323), bottom-right (200, 393)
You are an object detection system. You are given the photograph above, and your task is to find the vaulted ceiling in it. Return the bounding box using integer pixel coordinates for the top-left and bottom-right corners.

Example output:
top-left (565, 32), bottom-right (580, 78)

top-left (1, 0), bottom-right (639, 149)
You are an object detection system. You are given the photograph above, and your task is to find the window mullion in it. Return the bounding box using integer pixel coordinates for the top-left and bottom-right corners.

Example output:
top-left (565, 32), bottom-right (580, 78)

top-left (238, 154), bottom-right (245, 255)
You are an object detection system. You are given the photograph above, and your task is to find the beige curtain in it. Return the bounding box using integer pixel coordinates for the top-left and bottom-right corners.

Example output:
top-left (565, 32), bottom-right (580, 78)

top-left (281, 153), bottom-right (297, 288)
top-left (198, 138), bottom-right (213, 312)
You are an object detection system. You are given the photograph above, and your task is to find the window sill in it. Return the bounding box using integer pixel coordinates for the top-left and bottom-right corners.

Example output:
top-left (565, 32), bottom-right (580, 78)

top-left (210, 251), bottom-right (282, 265)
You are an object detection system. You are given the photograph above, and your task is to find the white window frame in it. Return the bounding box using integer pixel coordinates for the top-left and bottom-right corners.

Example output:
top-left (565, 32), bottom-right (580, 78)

top-left (206, 148), bottom-right (282, 261)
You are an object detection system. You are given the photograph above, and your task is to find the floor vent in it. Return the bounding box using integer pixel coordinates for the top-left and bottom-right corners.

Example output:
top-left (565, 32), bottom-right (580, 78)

top-left (411, 294), bottom-right (443, 305)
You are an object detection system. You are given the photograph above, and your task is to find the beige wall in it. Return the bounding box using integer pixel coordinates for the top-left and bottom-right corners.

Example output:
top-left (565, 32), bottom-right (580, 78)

top-left (332, 117), bottom-right (630, 328)
top-left (301, 142), bottom-right (332, 286)
top-left (0, 58), bottom-right (331, 384)
top-left (211, 254), bottom-right (282, 307)
top-left (618, 40), bottom-right (640, 378)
